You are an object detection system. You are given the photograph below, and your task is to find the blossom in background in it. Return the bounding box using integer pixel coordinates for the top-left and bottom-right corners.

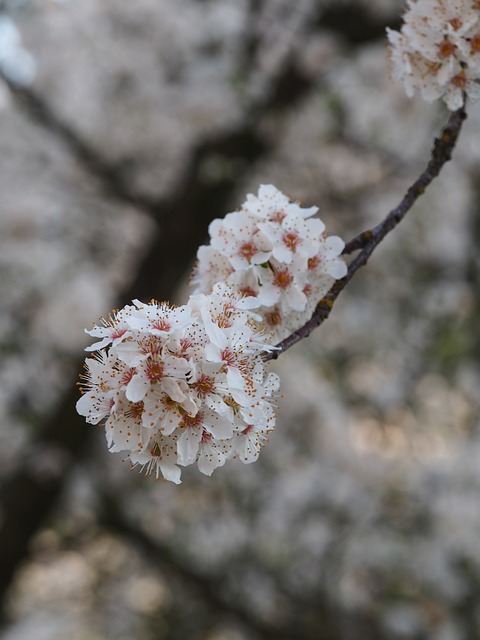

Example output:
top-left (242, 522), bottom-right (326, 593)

top-left (77, 284), bottom-right (279, 483)
top-left (191, 184), bottom-right (347, 344)
top-left (387, 0), bottom-right (480, 110)
top-left (0, 14), bottom-right (36, 87)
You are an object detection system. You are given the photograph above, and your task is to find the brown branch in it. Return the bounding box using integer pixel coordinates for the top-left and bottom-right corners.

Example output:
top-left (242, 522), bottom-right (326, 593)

top-left (269, 105), bottom-right (467, 359)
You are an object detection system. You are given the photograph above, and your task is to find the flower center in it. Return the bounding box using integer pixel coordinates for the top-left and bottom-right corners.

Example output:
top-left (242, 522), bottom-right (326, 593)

top-left (179, 337), bottom-right (194, 354)
top-left (449, 17), bottom-right (462, 31)
top-left (438, 39), bottom-right (456, 58)
top-left (239, 242), bottom-right (258, 261)
top-left (201, 429), bottom-right (212, 443)
top-left (181, 411), bottom-right (203, 429)
top-left (125, 401), bottom-right (144, 420)
top-left (152, 318), bottom-right (171, 332)
top-left (307, 255), bottom-right (321, 270)
top-left (239, 286), bottom-right (258, 298)
top-left (151, 442), bottom-right (162, 457)
top-left (265, 310), bottom-right (282, 327)
top-left (452, 70), bottom-right (467, 88)
top-left (273, 269), bottom-right (292, 289)
top-left (121, 367), bottom-right (136, 386)
top-left (282, 231), bottom-right (300, 251)
top-left (111, 327), bottom-right (127, 341)
top-left (268, 210), bottom-right (286, 223)
top-left (193, 374), bottom-right (215, 398)
top-left (221, 348), bottom-right (236, 367)
top-left (471, 34), bottom-right (480, 53)
top-left (146, 360), bottom-right (164, 382)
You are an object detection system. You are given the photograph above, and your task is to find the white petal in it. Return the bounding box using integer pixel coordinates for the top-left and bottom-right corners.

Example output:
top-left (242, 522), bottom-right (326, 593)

top-left (160, 462), bottom-right (182, 484)
top-left (126, 375), bottom-right (149, 402)
top-left (177, 428), bottom-right (202, 465)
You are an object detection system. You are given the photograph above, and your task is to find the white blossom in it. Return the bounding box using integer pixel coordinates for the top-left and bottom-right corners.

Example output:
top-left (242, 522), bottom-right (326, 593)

top-left (192, 185), bottom-right (347, 344)
top-left (77, 285), bottom-right (279, 483)
top-left (387, 0), bottom-right (480, 109)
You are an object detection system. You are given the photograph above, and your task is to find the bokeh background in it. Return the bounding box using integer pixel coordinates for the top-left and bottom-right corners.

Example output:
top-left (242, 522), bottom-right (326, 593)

top-left (1, 1), bottom-right (480, 638)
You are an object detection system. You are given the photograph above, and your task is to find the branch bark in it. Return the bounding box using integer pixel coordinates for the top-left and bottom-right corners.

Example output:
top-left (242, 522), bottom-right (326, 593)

top-left (269, 105), bottom-right (467, 359)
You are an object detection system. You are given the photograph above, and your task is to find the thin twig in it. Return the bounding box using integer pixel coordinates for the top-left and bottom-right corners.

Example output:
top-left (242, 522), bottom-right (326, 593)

top-left (269, 105), bottom-right (467, 359)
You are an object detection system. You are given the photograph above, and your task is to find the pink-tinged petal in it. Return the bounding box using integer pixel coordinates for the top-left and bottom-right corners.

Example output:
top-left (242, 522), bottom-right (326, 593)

top-left (203, 319), bottom-right (227, 350)
top-left (181, 395), bottom-right (198, 417)
top-left (160, 410), bottom-right (183, 435)
top-left (235, 434), bottom-right (261, 463)
top-left (177, 427), bottom-right (202, 465)
top-left (161, 378), bottom-right (186, 403)
top-left (272, 243), bottom-right (294, 264)
top-left (326, 259), bottom-right (348, 279)
top-left (285, 286), bottom-right (308, 311)
top-left (226, 367), bottom-right (245, 390)
top-left (76, 393), bottom-right (108, 424)
top-left (203, 412), bottom-right (234, 440)
top-left (256, 283), bottom-right (280, 306)
top-left (114, 341), bottom-right (148, 367)
top-left (324, 235), bottom-right (345, 257)
top-left (204, 394), bottom-right (230, 417)
top-left (197, 442), bottom-right (226, 475)
top-left (126, 374), bottom-right (149, 403)
top-left (160, 462), bottom-right (182, 484)
top-left (163, 353), bottom-right (191, 377)
top-left (84, 337), bottom-right (111, 352)
top-left (106, 415), bottom-right (150, 453)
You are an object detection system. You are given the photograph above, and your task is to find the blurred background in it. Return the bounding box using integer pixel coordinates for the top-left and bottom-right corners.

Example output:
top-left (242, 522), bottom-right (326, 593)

top-left (1, 0), bottom-right (480, 638)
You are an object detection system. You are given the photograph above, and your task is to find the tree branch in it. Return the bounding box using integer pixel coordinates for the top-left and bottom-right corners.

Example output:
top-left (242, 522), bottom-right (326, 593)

top-left (269, 105), bottom-right (467, 359)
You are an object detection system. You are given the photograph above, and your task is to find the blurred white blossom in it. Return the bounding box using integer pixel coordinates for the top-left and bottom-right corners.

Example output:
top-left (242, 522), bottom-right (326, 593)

top-left (387, 0), bottom-right (480, 109)
top-left (0, 13), bottom-right (35, 86)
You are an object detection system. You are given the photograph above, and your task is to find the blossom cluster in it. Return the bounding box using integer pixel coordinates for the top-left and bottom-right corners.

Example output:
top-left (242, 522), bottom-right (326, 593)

top-left (387, 0), bottom-right (480, 110)
top-left (77, 285), bottom-right (279, 483)
top-left (191, 184), bottom-right (347, 344)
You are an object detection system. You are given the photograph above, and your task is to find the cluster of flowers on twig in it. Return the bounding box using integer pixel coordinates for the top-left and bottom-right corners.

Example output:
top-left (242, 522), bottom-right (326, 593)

top-left (387, 0), bottom-right (480, 110)
top-left (192, 184), bottom-right (347, 344)
top-left (77, 186), bottom-right (347, 482)
top-left (77, 284), bottom-right (280, 483)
